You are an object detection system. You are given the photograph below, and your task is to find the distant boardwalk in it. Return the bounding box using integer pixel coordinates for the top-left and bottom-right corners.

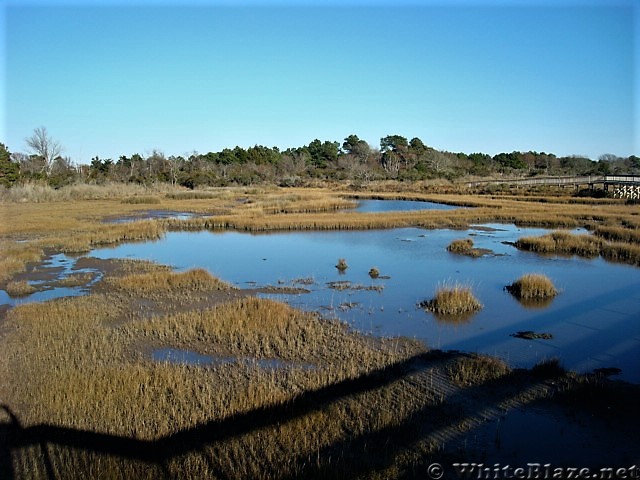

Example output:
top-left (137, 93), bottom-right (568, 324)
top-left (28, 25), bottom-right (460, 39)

top-left (468, 175), bottom-right (640, 199)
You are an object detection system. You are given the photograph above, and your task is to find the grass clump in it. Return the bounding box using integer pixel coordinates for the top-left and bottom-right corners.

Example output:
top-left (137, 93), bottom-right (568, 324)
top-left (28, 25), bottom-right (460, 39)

top-left (335, 258), bottom-right (348, 271)
top-left (447, 238), bottom-right (487, 257)
top-left (420, 283), bottom-right (482, 316)
top-left (5, 280), bottom-right (36, 297)
top-left (447, 354), bottom-right (511, 386)
top-left (506, 273), bottom-right (558, 300)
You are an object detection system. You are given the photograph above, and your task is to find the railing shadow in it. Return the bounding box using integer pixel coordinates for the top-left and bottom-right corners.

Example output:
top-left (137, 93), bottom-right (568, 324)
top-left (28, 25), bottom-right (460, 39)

top-left (0, 350), bottom-right (561, 479)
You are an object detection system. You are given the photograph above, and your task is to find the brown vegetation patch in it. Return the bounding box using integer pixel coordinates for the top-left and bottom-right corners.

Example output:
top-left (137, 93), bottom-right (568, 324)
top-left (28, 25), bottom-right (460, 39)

top-left (121, 195), bottom-right (162, 205)
top-left (506, 274), bottom-right (558, 301)
top-left (420, 284), bottom-right (483, 316)
top-left (446, 238), bottom-right (487, 257)
top-left (447, 354), bottom-right (511, 386)
top-left (516, 231), bottom-right (640, 266)
top-left (4, 280), bottom-right (36, 297)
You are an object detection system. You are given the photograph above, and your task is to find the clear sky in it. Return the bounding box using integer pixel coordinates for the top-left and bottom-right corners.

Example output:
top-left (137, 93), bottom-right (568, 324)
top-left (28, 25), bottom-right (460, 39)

top-left (2, 0), bottom-right (638, 163)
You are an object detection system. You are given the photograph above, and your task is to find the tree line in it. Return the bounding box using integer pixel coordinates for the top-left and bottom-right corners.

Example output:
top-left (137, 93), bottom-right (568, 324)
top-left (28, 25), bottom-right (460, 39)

top-left (1, 127), bottom-right (638, 189)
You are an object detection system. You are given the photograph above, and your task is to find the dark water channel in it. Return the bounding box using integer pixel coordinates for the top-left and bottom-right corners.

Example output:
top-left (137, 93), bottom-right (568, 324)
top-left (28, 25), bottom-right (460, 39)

top-left (87, 223), bottom-right (640, 383)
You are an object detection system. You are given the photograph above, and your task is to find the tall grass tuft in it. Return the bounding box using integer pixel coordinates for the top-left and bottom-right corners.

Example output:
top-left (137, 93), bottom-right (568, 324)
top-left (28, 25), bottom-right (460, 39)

top-left (446, 238), bottom-right (483, 257)
top-left (507, 274), bottom-right (558, 300)
top-left (420, 283), bottom-right (482, 316)
top-left (5, 280), bottom-right (36, 297)
top-left (447, 354), bottom-right (511, 386)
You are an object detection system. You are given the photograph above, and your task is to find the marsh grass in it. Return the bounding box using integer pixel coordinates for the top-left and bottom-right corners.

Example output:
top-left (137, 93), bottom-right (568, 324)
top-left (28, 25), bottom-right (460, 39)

top-left (447, 354), bottom-right (511, 386)
top-left (56, 272), bottom-right (98, 287)
top-left (516, 231), bottom-right (601, 257)
top-left (4, 280), bottom-right (36, 297)
top-left (447, 238), bottom-right (484, 257)
top-left (108, 268), bottom-right (233, 295)
top-left (507, 274), bottom-right (558, 301)
top-left (420, 283), bottom-right (483, 316)
top-left (0, 182), bottom-right (178, 203)
top-left (593, 225), bottom-right (640, 244)
top-left (0, 267), bottom-right (434, 478)
top-left (516, 231), bottom-right (640, 266)
top-left (121, 195), bottom-right (162, 205)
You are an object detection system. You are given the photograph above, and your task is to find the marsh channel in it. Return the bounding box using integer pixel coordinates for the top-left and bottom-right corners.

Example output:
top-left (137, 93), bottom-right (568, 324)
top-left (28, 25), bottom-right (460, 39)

top-left (4, 199), bottom-right (640, 382)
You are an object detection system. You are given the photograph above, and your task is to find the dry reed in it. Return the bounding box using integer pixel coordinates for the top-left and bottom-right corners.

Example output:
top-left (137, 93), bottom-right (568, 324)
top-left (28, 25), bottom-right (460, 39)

top-left (447, 354), bottom-right (511, 386)
top-left (446, 238), bottom-right (484, 257)
top-left (4, 280), bottom-right (36, 297)
top-left (421, 284), bottom-right (483, 316)
top-left (507, 274), bottom-right (558, 300)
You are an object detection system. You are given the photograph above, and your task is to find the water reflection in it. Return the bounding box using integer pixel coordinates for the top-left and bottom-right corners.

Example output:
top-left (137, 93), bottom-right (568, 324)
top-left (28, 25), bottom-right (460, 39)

top-left (5, 222), bottom-right (638, 383)
top-left (351, 199), bottom-right (460, 213)
top-left (88, 225), bottom-right (640, 382)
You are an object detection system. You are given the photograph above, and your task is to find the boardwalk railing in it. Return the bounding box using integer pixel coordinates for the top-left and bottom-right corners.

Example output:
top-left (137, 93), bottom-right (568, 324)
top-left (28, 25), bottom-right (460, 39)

top-left (467, 175), bottom-right (640, 199)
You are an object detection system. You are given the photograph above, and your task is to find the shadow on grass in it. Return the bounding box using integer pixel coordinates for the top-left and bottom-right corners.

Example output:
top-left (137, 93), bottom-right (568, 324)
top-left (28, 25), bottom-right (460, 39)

top-left (0, 351), bottom-right (581, 479)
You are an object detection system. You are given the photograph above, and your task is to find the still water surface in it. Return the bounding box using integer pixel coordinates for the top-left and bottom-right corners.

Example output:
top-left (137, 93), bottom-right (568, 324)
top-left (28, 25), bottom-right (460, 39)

top-left (88, 223), bottom-right (640, 382)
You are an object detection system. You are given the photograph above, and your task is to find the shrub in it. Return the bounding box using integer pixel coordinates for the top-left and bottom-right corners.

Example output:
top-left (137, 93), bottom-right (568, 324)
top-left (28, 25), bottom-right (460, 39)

top-left (368, 267), bottom-right (380, 278)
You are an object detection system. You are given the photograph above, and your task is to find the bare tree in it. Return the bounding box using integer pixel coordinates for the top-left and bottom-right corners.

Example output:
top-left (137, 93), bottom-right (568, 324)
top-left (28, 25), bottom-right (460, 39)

top-left (25, 127), bottom-right (62, 174)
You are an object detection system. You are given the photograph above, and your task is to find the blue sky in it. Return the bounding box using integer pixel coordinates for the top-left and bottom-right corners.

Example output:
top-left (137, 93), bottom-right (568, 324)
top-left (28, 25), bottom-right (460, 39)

top-left (2, 0), bottom-right (638, 163)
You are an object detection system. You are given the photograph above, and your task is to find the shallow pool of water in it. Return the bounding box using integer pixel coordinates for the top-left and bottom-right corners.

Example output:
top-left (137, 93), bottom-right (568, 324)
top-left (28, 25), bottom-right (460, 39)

top-left (88, 225), bottom-right (640, 383)
top-left (0, 253), bottom-right (102, 306)
top-left (351, 199), bottom-right (460, 213)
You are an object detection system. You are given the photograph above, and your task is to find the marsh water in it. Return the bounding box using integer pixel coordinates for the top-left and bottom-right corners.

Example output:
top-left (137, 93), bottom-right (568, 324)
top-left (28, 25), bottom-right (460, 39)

top-left (3, 200), bottom-right (639, 382)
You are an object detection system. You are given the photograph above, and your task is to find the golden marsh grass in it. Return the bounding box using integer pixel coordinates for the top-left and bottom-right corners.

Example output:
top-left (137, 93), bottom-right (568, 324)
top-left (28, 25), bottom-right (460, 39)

top-left (421, 284), bottom-right (483, 316)
top-left (4, 280), bottom-right (36, 297)
top-left (446, 238), bottom-right (485, 257)
top-left (447, 354), bottom-right (511, 387)
top-left (516, 231), bottom-right (640, 266)
top-left (507, 274), bottom-right (559, 300)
